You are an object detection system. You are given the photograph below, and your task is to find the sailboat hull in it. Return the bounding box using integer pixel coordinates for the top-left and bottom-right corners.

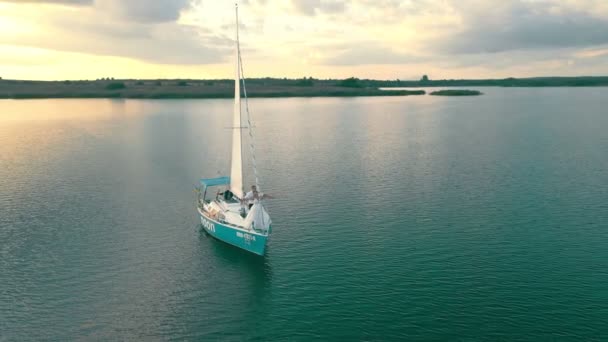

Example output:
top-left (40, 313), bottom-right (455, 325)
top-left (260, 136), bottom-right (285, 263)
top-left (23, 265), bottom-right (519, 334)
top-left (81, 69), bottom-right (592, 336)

top-left (199, 211), bottom-right (268, 256)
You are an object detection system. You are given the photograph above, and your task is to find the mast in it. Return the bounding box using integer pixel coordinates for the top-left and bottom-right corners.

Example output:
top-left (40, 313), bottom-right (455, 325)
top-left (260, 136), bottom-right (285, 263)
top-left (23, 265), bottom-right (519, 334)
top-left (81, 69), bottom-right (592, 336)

top-left (230, 3), bottom-right (244, 198)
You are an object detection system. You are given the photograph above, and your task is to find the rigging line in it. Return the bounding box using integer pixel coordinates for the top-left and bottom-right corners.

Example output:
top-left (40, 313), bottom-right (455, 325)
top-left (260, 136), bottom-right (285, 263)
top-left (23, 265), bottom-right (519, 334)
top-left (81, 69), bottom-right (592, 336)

top-left (238, 38), bottom-right (269, 230)
top-left (236, 5), bottom-right (269, 231)
top-left (238, 45), bottom-right (261, 193)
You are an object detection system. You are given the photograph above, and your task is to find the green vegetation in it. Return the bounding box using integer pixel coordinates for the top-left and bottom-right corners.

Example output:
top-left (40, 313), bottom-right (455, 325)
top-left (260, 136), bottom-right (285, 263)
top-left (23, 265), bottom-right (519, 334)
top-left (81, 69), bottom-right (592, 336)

top-left (294, 77), bottom-right (314, 87)
top-left (430, 89), bottom-right (482, 96)
top-left (338, 77), bottom-right (364, 88)
top-left (0, 78), bottom-right (425, 99)
top-left (372, 76), bottom-right (608, 88)
top-left (105, 82), bottom-right (126, 90)
top-left (1, 76), bottom-right (607, 99)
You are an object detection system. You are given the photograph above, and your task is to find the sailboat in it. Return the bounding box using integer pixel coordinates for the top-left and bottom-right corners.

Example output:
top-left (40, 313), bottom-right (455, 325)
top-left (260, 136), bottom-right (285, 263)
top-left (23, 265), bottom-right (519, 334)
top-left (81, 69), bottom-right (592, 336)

top-left (196, 4), bottom-right (272, 256)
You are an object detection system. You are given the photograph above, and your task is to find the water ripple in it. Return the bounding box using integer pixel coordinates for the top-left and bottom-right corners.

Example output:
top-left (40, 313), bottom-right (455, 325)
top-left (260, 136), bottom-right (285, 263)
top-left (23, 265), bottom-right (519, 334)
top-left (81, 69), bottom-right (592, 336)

top-left (1, 94), bottom-right (608, 340)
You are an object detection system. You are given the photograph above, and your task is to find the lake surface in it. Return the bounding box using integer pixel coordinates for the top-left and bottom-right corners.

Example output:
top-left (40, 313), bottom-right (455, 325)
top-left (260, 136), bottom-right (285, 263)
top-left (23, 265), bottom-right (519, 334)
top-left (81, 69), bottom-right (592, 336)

top-left (1, 88), bottom-right (607, 340)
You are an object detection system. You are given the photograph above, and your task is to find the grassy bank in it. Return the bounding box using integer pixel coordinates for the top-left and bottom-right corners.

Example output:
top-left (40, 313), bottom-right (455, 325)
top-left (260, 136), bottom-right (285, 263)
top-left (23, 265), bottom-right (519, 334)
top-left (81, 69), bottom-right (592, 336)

top-left (3, 75), bottom-right (604, 99)
top-left (0, 79), bottom-right (425, 99)
top-left (367, 76), bottom-right (608, 88)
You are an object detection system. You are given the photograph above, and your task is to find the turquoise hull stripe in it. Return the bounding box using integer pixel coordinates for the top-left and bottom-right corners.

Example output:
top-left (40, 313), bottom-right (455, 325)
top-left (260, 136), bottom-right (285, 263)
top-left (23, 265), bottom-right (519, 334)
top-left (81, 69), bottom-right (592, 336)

top-left (200, 214), bottom-right (268, 256)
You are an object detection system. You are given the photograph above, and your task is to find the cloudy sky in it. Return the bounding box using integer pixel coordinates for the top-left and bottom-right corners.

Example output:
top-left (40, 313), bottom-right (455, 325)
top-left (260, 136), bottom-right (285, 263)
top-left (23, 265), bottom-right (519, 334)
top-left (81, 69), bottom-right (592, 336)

top-left (1, 0), bottom-right (608, 80)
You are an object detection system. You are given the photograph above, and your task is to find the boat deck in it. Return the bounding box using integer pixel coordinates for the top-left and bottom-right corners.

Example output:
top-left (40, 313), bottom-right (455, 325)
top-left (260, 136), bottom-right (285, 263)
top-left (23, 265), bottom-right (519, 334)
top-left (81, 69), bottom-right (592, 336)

top-left (203, 199), bottom-right (249, 229)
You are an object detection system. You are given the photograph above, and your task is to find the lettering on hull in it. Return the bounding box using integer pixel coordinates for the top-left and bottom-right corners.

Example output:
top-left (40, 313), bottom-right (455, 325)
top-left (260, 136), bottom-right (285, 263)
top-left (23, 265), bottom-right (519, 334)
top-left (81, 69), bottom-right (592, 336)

top-left (202, 216), bottom-right (258, 245)
top-left (201, 218), bottom-right (215, 233)
top-left (236, 231), bottom-right (256, 242)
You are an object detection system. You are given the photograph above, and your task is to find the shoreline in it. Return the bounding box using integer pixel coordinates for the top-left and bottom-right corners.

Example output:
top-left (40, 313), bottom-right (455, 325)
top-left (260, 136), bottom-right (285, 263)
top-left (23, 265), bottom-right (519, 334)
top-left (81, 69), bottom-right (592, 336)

top-left (1, 76), bottom-right (606, 99)
top-left (0, 90), bottom-right (426, 100)
top-left (0, 79), bottom-right (425, 99)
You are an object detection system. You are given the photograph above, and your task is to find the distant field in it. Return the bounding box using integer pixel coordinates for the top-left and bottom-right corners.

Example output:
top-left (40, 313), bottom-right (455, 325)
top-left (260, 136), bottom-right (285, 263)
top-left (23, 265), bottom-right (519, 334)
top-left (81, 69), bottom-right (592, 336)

top-left (2, 76), bottom-right (605, 99)
top-left (0, 79), bottom-right (424, 99)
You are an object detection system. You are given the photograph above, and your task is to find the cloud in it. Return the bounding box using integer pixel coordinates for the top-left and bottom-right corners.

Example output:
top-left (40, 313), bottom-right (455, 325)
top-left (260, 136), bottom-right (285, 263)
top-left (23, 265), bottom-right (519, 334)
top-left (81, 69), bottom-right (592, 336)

top-left (3, 0), bottom-right (608, 78)
top-left (0, 0), bottom-right (92, 4)
top-left (575, 47), bottom-right (608, 59)
top-left (322, 43), bottom-right (418, 65)
top-left (0, 1), bottom-right (232, 64)
top-left (435, 1), bottom-right (608, 54)
top-left (6, 23), bottom-right (230, 64)
top-left (97, 0), bottom-right (195, 23)
top-left (290, 0), bottom-right (346, 16)
top-left (1, 0), bottom-right (197, 22)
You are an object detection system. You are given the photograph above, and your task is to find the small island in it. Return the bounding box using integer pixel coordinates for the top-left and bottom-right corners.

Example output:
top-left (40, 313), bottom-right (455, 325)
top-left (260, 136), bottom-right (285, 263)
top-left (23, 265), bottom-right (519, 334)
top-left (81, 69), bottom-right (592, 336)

top-left (429, 89), bottom-right (483, 96)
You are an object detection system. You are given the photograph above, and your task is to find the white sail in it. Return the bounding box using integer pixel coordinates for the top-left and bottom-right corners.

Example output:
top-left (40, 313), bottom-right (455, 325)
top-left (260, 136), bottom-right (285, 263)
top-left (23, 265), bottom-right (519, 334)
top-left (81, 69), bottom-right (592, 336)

top-left (230, 4), bottom-right (243, 199)
top-left (243, 203), bottom-right (272, 231)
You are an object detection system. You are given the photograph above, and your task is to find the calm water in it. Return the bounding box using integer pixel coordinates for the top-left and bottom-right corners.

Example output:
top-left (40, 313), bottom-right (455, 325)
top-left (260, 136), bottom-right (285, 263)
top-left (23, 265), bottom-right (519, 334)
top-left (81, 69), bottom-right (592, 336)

top-left (1, 89), bottom-right (607, 340)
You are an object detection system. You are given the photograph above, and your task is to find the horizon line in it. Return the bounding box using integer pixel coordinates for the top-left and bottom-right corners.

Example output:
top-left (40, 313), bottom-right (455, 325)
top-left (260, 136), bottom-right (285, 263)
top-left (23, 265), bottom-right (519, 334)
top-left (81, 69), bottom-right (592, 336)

top-left (2, 75), bottom-right (607, 82)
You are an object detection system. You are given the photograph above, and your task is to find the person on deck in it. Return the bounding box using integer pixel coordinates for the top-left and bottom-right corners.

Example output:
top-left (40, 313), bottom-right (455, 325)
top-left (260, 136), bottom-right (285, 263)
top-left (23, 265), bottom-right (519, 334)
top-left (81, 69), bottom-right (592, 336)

top-left (242, 185), bottom-right (273, 209)
top-left (222, 189), bottom-right (234, 201)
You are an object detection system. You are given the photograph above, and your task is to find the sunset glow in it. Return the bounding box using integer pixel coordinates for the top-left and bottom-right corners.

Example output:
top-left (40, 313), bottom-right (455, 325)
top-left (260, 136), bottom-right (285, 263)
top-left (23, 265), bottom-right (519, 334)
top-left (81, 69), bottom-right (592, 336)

top-left (1, 0), bottom-right (608, 80)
